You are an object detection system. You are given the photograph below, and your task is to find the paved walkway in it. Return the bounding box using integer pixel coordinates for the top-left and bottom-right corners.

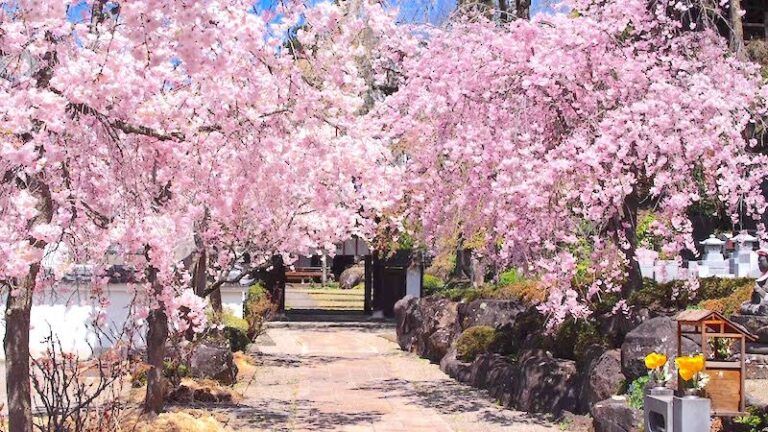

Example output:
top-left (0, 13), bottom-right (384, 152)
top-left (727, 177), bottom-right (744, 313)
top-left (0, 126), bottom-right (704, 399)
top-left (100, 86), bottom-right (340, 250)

top-left (219, 323), bottom-right (560, 432)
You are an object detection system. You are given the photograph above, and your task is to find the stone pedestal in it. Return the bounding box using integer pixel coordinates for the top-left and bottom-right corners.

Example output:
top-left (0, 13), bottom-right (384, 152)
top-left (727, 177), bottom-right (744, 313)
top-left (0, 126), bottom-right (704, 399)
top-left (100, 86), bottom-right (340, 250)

top-left (644, 391), bottom-right (673, 432)
top-left (701, 235), bottom-right (728, 276)
top-left (732, 232), bottom-right (759, 278)
top-left (673, 396), bottom-right (711, 432)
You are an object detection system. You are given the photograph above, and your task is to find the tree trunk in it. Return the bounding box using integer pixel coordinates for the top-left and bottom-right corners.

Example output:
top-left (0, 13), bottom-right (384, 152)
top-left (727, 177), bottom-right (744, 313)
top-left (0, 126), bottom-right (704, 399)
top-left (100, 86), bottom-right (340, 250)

top-left (470, 252), bottom-right (485, 288)
top-left (5, 265), bottom-right (38, 432)
top-left (143, 272), bottom-right (168, 414)
top-left (729, 0), bottom-right (745, 56)
top-left (5, 180), bottom-right (52, 432)
top-left (265, 255), bottom-right (286, 313)
top-left (515, 0), bottom-right (530, 20)
top-left (191, 249), bottom-right (222, 313)
top-left (498, 0), bottom-right (510, 22)
top-left (620, 192), bottom-right (642, 296)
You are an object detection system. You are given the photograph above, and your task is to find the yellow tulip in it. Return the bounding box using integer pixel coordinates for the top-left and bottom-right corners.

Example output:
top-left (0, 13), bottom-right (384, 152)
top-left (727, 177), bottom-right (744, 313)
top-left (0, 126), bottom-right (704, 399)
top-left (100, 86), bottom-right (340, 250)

top-left (675, 354), bottom-right (705, 381)
top-left (645, 352), bottom-right (667, 370)
top-left (690, 354), bottom-right (705, 373)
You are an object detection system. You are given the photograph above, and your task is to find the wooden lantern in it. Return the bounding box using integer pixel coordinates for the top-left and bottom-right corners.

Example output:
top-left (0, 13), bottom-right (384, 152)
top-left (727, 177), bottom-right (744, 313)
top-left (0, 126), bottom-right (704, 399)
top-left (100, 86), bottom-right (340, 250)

top-left (675, 309), bottom-right (757, 416)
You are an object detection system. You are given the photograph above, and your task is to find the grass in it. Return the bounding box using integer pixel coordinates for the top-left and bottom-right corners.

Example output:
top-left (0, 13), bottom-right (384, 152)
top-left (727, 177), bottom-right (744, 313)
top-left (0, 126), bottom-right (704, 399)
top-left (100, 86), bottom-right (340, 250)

top-left (290, 285), bottom-right (365, 310)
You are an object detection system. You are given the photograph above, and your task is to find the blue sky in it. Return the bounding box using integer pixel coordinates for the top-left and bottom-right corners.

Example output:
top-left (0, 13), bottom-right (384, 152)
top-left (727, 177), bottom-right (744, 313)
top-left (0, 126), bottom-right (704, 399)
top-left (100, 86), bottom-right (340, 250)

top-left (66, 0), bottom-right (557, 26)
top-left (254, 0), bottom-right (556, 24)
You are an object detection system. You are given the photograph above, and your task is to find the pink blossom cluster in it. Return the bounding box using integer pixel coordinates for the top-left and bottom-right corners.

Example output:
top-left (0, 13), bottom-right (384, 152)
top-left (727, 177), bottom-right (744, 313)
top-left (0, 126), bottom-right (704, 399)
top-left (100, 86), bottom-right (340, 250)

top-left (0, 1), bottom-right (405, 334)
top-left (376, 0), bottom-right (768, 327)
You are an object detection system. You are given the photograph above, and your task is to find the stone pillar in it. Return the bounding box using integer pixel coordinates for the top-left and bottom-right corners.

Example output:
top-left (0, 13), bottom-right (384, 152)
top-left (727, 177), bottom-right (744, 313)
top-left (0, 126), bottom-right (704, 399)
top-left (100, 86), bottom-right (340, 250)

top-left (672, 396), bottom-right (711, 432)
top-left (644, 390), bottom-right (673, 432)
top-left (732, 232), bottom-right (759, 278)
top-left (700, 235), bottom-right (727, 277)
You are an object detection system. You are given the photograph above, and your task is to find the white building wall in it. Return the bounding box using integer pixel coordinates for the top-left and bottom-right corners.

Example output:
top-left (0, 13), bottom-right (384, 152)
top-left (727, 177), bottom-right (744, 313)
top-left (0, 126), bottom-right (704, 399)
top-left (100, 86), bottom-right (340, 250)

top-left (0, 283), bottom-right (248, 361)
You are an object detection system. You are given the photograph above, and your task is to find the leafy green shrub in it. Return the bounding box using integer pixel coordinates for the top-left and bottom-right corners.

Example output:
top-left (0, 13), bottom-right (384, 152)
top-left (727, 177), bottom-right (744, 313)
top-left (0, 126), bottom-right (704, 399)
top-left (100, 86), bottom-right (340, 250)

top-left (699, 277), bottom-right (754, 300)
top-left (423, 274), bottom-right (445, 295)
top-left (546, 319), bottom-right (604, 361)
top-left (222, 311), bottom-right (248, 333)
top-left (627, 376), bottom-right (650, 410)
top-left (456, 326), bottom-right (497, 362)
top-left (636, 212), bottom-right (663, 251)
top-left (498, 269), bottom-right (524, 287)
top-left (699, 281), bottom-right (752, 316)
top-left (630, 277), bottom-right (753, 312)
top-left (243, 282), bottom-right (276, 340)
top-left (244, 283), bottom-right (267, 315)
top-left (735, 406), bottom-right (768, 431)
top-left (223, 326), bottom-right (250, 352)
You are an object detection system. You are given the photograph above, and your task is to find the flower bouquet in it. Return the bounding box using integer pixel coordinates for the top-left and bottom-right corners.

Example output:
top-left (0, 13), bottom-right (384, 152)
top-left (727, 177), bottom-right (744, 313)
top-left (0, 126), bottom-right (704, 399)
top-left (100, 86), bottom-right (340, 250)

top-left (645, 352), bottom-right (671, 388)
top-left (675, 354), bottom-right (709, 397)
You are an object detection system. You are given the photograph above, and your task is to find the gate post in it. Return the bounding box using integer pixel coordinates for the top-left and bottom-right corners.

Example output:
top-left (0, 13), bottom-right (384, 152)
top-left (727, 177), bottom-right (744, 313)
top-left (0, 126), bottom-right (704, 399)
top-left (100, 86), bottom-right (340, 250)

top-left (364, 254), bottom-right (373, 314)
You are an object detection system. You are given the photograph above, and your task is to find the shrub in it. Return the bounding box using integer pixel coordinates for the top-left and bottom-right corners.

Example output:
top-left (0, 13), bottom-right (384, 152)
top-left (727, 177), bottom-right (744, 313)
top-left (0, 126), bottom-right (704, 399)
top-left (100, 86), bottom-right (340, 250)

top-left (423, 274), bottom-right (445, 295)
top-left (456, 326), bottom-right (497, 362)
top-left (494, 280), bottom-right (547, 304)
top-left (630, 277), bottom-right (754, 312)
top-left (546, 319), bottom-right (604, 361)
top-left (699, 282), bottom-right (753, 316)
top-left (627, 376), bottom-right (650, 410)
top-left (221, 311), bottom-right (248, 333)
top-left (222, 326), bottom-right (250, 353)
top-left (206, 310), bottom-right (250, 352)
top-left (735, 406), bottom-right (768, 432)
top-left (243, 283), bottom-right (276, 340)
top-left (698, 278), bottom-right (754, 300)
top-left (498, 268), bottom-right (524, 286)
top-left (243, 283), bottom-right (267, 316)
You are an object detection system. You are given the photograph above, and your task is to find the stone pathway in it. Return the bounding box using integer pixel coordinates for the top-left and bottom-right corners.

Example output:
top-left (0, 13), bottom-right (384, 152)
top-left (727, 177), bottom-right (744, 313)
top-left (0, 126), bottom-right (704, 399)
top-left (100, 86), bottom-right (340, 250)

top-left (217, 323), bottom-right (561, 432)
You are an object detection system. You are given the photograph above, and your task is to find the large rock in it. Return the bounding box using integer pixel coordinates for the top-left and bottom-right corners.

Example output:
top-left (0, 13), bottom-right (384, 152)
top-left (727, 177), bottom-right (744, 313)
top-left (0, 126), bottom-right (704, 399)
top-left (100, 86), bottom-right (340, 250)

top-left (470, 353), bottom-right (517, 406)
top-left (730, 314), bottom-right (768, 343)
top-left (338, 265), bottom-right (365, 289)
top-left (189, 341), bottom-right (238, 385)
top-left (578, 349), bottom-right (625, 413)
top-left (439, 346), bottom-right (472, 383)
top-left (595, 308), bottom-right (648, 348)
top-left (591, 397), bottom-right (642, 432)
top-left (621, 316), bottom-right (698, 382)
top-left (394, 295), bottom-right (421, 352)
top-left (511, 349), bottom-right (580, 415)
top-left (457, 299), bottom-right (526, 331)
top-left (415, 297), bottom-right (459, 362)
top-left (741, 354), bottom-right (768, 379)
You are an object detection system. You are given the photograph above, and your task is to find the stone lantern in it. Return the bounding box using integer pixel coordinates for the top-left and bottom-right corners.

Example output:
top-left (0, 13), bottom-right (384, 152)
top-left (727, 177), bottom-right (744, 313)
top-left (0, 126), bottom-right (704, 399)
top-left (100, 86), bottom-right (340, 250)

top-left (700, 235), bottom-right (727, 277)
top-left (731, 231), bottom-right (759, 278)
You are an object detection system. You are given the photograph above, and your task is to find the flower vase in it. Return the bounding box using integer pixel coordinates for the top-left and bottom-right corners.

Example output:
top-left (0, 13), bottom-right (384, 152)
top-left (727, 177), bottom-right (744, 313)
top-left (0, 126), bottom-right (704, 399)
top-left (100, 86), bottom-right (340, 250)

top-left (645, 379), bottom-right (671, 396)
top-left (683, 388), bottom-right (702, 398)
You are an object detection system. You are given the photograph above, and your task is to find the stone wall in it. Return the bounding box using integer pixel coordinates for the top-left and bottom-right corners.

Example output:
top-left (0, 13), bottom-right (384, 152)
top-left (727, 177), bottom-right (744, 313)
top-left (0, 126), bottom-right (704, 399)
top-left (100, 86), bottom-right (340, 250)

top-left (395, 295), bottom-right (655, 430)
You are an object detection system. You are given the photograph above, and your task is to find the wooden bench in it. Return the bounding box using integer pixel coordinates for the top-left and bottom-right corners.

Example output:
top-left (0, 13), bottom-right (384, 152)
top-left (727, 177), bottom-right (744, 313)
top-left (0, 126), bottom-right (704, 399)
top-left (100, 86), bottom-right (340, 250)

top-left (286, 268), bottom-right (324, 283)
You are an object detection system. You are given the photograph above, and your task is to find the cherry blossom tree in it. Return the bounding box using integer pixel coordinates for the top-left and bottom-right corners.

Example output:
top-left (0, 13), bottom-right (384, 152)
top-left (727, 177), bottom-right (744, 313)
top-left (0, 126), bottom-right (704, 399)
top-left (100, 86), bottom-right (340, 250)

top-left (377, 0), bottom-right (768, 328)
top-left (1, 0), bottom-right (403, 426)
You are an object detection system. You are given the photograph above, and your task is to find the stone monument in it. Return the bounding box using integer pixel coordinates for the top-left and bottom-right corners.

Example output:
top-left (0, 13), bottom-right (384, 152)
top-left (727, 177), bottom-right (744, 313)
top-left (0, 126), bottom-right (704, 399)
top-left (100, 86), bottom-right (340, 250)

top-left (698, 235), bottom-right (727, 277)
top-left (739, 251), bottom-right (768, 316)
top-left (731, 251), bottom-right (768, 356)
top-left (731, 232), bottom-right (759, 278)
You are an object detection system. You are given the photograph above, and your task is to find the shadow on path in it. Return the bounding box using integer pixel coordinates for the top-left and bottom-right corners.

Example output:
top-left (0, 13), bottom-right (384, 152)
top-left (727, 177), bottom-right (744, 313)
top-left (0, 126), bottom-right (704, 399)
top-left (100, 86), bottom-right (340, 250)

top-left (205, 400), bottom-right (384, 431)
top-left (354, 378), bottom-right (555, 428)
